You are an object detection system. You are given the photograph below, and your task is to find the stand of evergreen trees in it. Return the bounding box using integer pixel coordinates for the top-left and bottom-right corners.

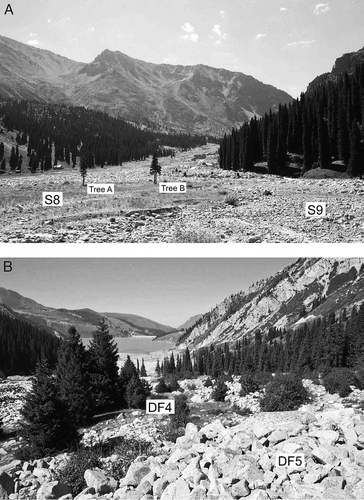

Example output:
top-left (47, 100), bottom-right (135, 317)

top-left (219, 63), bottom-right (364, 177)
top-left (0, 309), bottom-right (61, 375)
top-left (18, 320), bottom-right (151, 459)
top-left (158, 302), bottom-right (364, 380)
top-left (0, 99), bottom-right (208, 173)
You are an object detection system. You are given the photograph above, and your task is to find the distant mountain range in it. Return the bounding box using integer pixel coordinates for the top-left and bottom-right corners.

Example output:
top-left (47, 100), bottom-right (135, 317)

top-left (178, 259), bottom-right (364, 350)
top-left (0, 35), bottom-right (292, 134)
top-left (0, 287), bottom-right (176, 338)
top-left (307, 45), bottom-right (364, 92)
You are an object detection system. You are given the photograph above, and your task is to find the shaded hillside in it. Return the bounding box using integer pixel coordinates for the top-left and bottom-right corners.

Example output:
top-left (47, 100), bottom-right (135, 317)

top-left (0, 303), bottom-right (61, 375)
top-left (178, 259), bottom-right (364, 350)
top-left (0, 35), bottom-right (292, 134)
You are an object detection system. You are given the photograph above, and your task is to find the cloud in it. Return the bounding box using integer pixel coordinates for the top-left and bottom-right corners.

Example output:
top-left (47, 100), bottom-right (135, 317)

top-left (87, 26), bottom-right (95, 32)
top-left (181, 22), bottom-right (194, 33)
top-left (220, 10), bottom-right (226, 17)
top-left (29, 32), bottom-right (38, 37)
top-left (181, 33), bottom-right (199, 42)
top-left (255, 33), bottom-right (266, 39)
top-left (287, 39), bottom-right (316, 47)
top-left (27, 40), bottom-right (40, 46)
top-left (280, 7), bottom-right (287, 11)
top-left (313, 3), bottom-right (330, 14)
top-left (212, 24), bottom-right (228, 40)
top-left (180, 22), bottom-right (199, 42)
top-left (47, 18), bottom-right (51, 23)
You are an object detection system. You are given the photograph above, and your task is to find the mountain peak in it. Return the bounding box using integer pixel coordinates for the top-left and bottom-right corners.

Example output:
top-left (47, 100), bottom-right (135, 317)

top-left (0, 35), bottom-right (292, 134)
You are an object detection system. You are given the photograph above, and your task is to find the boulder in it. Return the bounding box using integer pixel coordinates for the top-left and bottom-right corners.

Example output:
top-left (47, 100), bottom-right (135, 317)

top-left (0, 472), bottom-right (14, 497)
top-left (124, 462), bottom-right (151, 487)
top-left (36, 481), bottom-right (72, 500)
top-left (84, 470), bottom-right (110, 494)
top-left (311, 446), bottom-right (338, 465)
top-left (160, 478), bottom-right (191, 500)
top-left (230, 479), bottom-right (250, 497)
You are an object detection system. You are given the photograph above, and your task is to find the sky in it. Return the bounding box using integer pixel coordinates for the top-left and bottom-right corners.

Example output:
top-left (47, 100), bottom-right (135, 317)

top-left (1, 1), bottom-right (364, 97)
top-left (0, 258), bottom-right (295, 327)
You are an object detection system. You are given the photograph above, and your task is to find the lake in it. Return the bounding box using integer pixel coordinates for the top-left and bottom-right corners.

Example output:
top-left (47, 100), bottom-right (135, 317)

top-left (82, 336), bottom-right (173, 355)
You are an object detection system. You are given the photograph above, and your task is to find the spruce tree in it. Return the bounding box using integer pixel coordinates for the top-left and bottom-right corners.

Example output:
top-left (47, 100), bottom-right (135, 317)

top-left (20, 359), bottom-right (79, 458)
top-left (80, 152), bottom-right (87, 186)
top-left (88, 318), bottom-right (120, 412)
top-left (155, 359), bottom-right (161, 377)
top-left (125, 375), bottom-right (150, 409)
top-left (140, 358), bottom-right (147, 377)
top-left (9, 147), bottom-right (17, 171)
top-left (211, 377), bottom-right (228, 402)
top-left (347, 120), bottom-right (363, 177)
top-left (0, 158), bottom-right (5, 173)
top-left (55, 326), bottom-right (92, 426)
top-left (150, 152), bottom-right (161, 184)
top-left (267, 124), bottom-right (277, 174)
top-left (0, 142), bottom-right (4, 160)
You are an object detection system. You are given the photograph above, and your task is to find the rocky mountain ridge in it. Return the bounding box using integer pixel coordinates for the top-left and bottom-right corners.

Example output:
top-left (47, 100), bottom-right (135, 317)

top-left (0, 35), bottom-right (292, 134)
top-left (0, 287), bottom-right (175, 339)
top-left (307, 45), bottom-right (364, 92)
top-left (178, 258), bottom-right (364, 350)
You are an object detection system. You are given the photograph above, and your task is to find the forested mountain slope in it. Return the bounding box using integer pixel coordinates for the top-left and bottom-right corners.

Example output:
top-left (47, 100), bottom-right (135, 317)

top-left (178, 259), bottom-right (364, 350)
top-left (0, 35), bottom-right (292, 134)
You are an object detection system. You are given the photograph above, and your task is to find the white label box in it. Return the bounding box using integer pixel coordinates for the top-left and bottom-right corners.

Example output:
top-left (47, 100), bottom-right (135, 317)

top-left (43, 192), bottom-right (63, 206)
top-left (305, 202), bottom-right (326, 217)
top-left (276, 453), bottom-right (305, 468)
top-left (87, 184), bottom-right (115, 194)
top-left (146, 399), bottom-right (175, 414)
top-left (159, 182), bottom-right (187, 194)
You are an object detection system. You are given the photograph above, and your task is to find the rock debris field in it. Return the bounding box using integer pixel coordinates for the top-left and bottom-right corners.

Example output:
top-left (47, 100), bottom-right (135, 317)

top-left (0, 144), bottom-right (363, 243)
top-left (2, 377), bottom-right (364, 499)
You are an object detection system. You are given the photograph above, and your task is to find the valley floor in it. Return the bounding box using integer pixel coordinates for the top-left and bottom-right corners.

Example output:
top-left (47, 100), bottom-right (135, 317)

top-left (0, 144), bottom-right (363, 243)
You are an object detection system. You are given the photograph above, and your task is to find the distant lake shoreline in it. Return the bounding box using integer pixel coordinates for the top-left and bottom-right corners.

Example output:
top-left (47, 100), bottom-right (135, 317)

top-left (81, 336), bottom-right (173, 355)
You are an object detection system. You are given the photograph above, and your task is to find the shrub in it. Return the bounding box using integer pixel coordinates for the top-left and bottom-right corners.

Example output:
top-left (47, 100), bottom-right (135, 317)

top-left (167, 376), bottom-right (180, 392)
top-left (174, 226), bottom-right (221, 243)
top-left (187, 382), bottom-right (196, 390)
top-left (155, 378), bottom-right (169, 393)
top-left (103, 437), bottom-right (153, 482)
top-left (254, 371), bottom-right (274, 388)
top-left (232, 404), bottom-right (253, 416)
top-left (204, 378), bottom-right (213, 388)
top-left (211, 378), bottom-right (228, 402)
top-left (239, 373), bottom-right (259, 396)
top-left (225, 193), bottom-right (239, 207)
top-left (260, 374), bottom-right (311, 412)
top-left (323, 368), bottom-right (357, 397)
top-left (55, 448), bottom-right (102, 496)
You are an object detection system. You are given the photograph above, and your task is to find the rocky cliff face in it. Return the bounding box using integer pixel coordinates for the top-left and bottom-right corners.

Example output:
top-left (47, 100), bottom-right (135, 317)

top-left (178, 258), bottom-right (364, 350)
top-left (307, 46), bottom-right (364, 92)
top-left (0, 36), bottom-right (292, 134)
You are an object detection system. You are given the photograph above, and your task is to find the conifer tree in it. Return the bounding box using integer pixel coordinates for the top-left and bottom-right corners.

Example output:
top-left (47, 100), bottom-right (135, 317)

top-left (87, 318), bottom-right (120, 412)
top-left (267, 123), bottom-right (277, 174)
top-left (0, 158), bottom-right (5, 173)
top-left (140, 358), bottom-right (147, 377)
top-left (20, 359), bottom-right (79, 458)
top-left (150, 152), bottom-right (161, 184)
top-left (211, 377), bottom-right (228, 402)
top-left (347, 120), bottom-right (363, 177)
top-left (80, 151), bottom-right (87, 186)
top-left (9, 146), bottom-right (17, 171)
top-left (155, 359), bottom-right (161, 377)
top-left (0, 142), bottom-right (4, 160)
top-left (125, 375), bottom-right (150, 409)
top-left (55, 326), bottom-right (92, 426)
